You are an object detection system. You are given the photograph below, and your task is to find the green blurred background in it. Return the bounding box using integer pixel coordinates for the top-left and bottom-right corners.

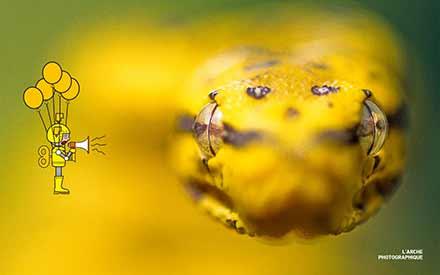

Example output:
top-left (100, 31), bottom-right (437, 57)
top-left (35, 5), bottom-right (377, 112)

top-left (0, 0), bottom-right (438, 274)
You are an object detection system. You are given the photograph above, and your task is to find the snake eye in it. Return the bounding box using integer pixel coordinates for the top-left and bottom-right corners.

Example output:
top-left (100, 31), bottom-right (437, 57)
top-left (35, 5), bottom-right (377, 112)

top-left (357, 100), bottom-right (388, 156)
top-left (192, 103), bottom-right (224, 159)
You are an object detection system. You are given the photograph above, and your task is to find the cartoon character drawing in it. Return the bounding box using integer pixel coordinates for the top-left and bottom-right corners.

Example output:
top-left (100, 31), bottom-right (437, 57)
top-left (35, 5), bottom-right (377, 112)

top-left (23, 61), bottom-right (105, 195)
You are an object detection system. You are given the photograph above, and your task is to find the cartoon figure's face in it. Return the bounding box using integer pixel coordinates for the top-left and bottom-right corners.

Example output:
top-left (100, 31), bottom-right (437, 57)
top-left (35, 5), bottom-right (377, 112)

top-left (61, 133), bottom-right (70, 145)
top-left (47, 124), bottom-right (71, 145)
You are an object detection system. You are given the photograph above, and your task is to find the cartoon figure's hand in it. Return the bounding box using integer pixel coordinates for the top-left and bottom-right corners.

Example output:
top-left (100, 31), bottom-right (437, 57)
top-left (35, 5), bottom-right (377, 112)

top-left (56, 150), bottom-right (62, 155)
top-left (64, 156), bottom-right (69, 161)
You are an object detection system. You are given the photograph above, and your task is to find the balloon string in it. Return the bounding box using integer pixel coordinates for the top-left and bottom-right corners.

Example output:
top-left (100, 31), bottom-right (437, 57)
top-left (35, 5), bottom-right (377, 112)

top-left (46, 103), bottom-right (52, 125)
top-left (58, 93), bottom-right (62, 116)
top-left (65, 102), bottom-right (69, 126)
top-left (52, 92), bottom-right (55, 121)
top-left (38, 110), bottom-right (47, 132)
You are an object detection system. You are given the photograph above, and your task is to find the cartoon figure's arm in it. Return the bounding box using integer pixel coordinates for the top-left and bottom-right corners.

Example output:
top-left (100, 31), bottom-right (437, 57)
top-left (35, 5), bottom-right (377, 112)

top-left (55, 148), bottom-right (75, 161)
top-left (66, 148), bottom-right (76, 161)
top-left (55, 149), bottom-right (69, 161)
top-left (66, 144), bottom-right (76, 161)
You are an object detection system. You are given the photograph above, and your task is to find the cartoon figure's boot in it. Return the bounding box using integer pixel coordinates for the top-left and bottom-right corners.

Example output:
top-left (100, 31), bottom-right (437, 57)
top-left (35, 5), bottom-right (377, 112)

top-left (54, 176), bottom-right (70, 195)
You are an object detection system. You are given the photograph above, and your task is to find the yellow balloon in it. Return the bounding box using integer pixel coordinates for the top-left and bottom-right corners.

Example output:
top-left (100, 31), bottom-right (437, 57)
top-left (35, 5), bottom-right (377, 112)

top-left (36, 78), bottom-right (54, 100)
top-left (23, 87), bottom-right (44, 109)
top-left (42, 62), bottom-right (62, 84)
top-left (62, 78), bottom-right (80, 100)
top-left (53, 71), bottom-right (72, 93)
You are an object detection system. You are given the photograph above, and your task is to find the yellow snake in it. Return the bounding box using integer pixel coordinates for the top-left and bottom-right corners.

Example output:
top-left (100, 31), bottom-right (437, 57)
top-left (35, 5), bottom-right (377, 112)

top-left (70, 5), bottom-right (408, 239)
top-left (168, 7), bottom-right (408, 239)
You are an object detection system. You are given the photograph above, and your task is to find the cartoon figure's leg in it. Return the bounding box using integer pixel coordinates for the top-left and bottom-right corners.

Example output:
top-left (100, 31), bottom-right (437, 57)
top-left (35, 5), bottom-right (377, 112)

top-left (54, 167), bottom-right (70, 195)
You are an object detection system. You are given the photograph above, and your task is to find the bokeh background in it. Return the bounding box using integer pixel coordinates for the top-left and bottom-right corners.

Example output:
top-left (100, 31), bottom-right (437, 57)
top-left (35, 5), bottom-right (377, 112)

top-left (0, 1), bottom-right (438, 275)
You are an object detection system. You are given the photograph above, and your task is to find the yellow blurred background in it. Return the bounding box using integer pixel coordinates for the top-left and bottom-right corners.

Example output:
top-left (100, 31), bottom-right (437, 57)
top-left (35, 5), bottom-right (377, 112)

top-left (0, 1), bottom-right (437, 275)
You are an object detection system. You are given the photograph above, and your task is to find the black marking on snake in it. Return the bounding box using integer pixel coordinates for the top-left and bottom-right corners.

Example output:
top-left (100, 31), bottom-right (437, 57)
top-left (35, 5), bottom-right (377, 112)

top-left (227, 219), bottom-right (246, 234)
top-left (176, 114), bottom-right (195, 132)
top-left (310, 62), bottom-right (329, 70)
top-left (222, 123), bottom-right (263, 147)
top-left (353, 193), bottom-right (366, 210)
top-left (193, 122), bottom-right (207, 137)
top-left (354, 174), bottom-right (402, 211)
top-left (246, 86), bottom-right (271, 99)
top-left (201, 158), bottom-right (211, 174)
top-left (317, 127), bottom-right (359, 145)
top-left (368, 71), bottom-right (380, 80)
top-left (311, 85), bottom-right (340, 96)
top-left (375, 175), bottom-right (402, 200)
top-left (362, 89), bottom-right (373, 98)
top-left (387, 103), bottom-right (409, 129)
top-left (285, 107), bottom-right (299, 119)
top-left (244, 59), bottom-right (279, 71)
top-left (356, 111), bottom-right (374, 137)
top-left (209, 90), bottom-right (219, 100)
top-left (184, 181), bottom-right (204, 202)
top-left (373, 156), bottom-right (381, 171)
top-left (185, 178), bottom-right (234, 207)
top-left (234, 45), bottom-right (271, 55)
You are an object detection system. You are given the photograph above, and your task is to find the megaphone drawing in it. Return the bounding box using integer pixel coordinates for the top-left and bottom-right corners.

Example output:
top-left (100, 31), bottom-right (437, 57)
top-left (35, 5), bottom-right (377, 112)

top-left (69, 136), bottom-right (89, 153)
